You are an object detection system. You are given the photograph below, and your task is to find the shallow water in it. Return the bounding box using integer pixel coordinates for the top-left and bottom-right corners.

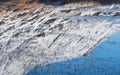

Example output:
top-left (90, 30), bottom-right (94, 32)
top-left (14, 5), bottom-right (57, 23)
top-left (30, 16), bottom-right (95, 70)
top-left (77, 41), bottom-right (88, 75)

top-left (25, 32), bottom-right (120, 75)
top-left (90, 32), bottom-right (120, 58)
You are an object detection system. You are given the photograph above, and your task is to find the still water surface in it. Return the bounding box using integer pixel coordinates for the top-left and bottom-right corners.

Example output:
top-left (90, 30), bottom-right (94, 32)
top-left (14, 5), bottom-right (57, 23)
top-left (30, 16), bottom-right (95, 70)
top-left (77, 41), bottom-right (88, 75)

top-left (25, 32), bottom-right (120, 75)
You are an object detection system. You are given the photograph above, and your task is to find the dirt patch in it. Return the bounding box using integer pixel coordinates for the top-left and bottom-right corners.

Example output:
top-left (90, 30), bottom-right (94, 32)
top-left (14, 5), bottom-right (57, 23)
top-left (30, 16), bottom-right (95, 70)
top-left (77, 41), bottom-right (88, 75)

top-left (0, 0), bottom-right (39, 12)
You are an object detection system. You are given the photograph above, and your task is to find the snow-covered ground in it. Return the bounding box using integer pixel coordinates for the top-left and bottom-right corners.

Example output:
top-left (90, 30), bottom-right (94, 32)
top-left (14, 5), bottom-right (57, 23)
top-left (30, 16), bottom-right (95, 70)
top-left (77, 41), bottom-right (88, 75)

top-left (0, 4), bottom-right (120, 75)
top-left (25, 32), bottom-right (120, 75)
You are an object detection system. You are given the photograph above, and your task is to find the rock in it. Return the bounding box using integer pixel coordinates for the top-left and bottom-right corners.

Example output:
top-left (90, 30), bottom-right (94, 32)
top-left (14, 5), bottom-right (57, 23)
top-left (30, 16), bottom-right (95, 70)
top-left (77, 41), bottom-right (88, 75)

top-left (0, 21), bottom-right (4, 25)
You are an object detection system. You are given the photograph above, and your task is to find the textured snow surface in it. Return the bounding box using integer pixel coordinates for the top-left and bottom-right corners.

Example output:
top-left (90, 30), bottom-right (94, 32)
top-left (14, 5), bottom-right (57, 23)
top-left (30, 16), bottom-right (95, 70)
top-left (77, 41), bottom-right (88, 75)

top-left (0, 5), bottom-right (120, 75)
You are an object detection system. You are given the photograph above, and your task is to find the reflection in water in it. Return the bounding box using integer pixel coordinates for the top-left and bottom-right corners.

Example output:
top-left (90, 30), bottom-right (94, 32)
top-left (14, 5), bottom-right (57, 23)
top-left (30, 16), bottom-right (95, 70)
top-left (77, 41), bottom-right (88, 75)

top-left (25, 32), bottom-right (120, 75)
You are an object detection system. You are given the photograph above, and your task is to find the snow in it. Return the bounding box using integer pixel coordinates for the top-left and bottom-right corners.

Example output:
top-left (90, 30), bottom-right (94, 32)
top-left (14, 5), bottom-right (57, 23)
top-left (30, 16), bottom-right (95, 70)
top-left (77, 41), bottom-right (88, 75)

top-left (0, 4), bottom-right (120, 75)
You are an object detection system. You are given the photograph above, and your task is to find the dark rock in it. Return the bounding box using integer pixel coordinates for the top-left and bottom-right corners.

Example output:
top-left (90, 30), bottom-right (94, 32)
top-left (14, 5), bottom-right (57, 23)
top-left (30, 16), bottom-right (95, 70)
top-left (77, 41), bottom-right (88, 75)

top-left (0, 21), bottom-right (4, 25)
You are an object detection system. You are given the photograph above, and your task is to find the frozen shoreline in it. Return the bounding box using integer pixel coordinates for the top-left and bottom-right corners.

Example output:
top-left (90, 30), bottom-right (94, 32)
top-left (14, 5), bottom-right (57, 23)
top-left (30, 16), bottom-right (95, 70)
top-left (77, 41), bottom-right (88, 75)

top-left (0, 5), bottom-right (120, 75)
top-left (25, 32), bottom-right (120, 75)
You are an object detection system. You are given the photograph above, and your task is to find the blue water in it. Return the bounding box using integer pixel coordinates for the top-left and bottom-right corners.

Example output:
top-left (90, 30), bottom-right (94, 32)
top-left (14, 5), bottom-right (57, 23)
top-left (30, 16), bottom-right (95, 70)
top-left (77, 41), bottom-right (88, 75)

top-left (25, 32), bottom-right (120, 75)
top-left (90, 32), bottom-right (120, 58)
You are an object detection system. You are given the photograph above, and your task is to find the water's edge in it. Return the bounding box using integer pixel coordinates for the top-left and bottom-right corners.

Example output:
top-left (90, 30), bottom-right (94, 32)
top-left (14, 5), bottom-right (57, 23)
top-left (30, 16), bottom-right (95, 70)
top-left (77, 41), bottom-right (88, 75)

top-left (25, 32), bottom-right (120, 75)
